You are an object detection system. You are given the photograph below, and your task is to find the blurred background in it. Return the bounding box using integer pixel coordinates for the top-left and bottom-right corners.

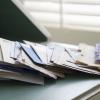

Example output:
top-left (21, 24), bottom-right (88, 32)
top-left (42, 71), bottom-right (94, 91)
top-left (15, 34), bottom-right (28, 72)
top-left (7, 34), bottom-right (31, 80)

top-left (20, 0), bottom-right (100, 44)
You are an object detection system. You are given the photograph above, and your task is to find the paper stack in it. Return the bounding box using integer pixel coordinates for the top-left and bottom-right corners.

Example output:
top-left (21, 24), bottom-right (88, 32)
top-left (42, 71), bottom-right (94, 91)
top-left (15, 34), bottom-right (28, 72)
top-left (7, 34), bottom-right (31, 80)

top-left (0, 38), bottom-right (100, 84)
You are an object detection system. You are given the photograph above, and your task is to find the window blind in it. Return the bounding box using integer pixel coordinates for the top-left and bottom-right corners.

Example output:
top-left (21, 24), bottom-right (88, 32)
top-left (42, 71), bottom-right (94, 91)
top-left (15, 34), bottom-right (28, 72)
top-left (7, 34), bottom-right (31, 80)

top-left (21, 0), bottom-right (100, 31)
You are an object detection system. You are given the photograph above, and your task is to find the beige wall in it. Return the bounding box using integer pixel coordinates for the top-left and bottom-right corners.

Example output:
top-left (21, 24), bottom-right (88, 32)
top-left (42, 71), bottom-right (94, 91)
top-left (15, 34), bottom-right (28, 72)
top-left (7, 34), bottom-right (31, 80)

top-left (47, 27), bottom-right (100, 45)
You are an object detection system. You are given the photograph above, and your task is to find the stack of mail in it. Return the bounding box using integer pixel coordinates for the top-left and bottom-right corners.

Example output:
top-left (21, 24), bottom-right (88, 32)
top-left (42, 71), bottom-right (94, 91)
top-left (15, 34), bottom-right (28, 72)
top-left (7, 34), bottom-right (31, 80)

top-left (0, 38), bottom-right (100, 85)
top-left (47, 43), bottom-right (100, 75)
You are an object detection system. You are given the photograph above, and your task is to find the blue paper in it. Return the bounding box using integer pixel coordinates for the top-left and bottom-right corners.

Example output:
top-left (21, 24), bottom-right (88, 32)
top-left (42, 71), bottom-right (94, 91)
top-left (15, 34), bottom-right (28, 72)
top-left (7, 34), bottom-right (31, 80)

top-left (20, 43), bottom-right (43, 65)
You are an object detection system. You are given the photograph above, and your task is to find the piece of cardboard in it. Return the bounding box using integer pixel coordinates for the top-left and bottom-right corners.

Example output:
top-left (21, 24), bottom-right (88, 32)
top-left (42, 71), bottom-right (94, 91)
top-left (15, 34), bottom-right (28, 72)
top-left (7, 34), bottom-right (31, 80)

top-left (76, 43), bottom-right (100, 70)
top-left (0, 67), bottom-right (44, 84)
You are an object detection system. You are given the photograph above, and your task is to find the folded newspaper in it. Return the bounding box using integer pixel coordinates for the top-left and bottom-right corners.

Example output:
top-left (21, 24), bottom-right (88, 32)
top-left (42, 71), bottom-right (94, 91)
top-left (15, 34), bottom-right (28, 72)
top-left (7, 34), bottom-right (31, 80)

top-left (0, 38), bottom-right (100, 84)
